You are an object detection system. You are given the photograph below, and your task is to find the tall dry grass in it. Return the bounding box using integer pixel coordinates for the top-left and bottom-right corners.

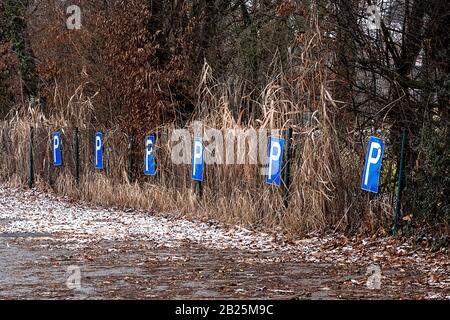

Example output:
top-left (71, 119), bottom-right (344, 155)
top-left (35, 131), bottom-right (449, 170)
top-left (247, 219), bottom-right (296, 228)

top-left (0, 5), bottom-right (394, 236)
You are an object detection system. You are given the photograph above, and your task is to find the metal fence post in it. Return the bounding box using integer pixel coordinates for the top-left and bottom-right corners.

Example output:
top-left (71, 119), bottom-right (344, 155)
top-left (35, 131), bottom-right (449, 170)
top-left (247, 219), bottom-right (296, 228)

top-left (196, 180), bottom-right (203, 199)
top-left (283, 127), bottom-right (293, 209)
top-left (393, 128), bottom-right (408, 234)
top-left (74, 127), bottom-right (80, 185)
top-left (28, 127), bottom-right (34, 189)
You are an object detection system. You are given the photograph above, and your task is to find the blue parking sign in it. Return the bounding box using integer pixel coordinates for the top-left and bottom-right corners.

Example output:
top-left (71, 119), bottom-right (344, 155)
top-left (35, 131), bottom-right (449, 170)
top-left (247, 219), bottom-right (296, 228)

top-left (52, 132), bottom-right (62, 167)
top-left (191, 137), bottom-right (204, 181)
top-left (144, 135), bottom-right (156, 176)
top-left (362, 136), bottom-right (385, 193)
top-left (266, 137), bottom-right (285, 187)
top-left (95, 132), bottom-right (104, 170)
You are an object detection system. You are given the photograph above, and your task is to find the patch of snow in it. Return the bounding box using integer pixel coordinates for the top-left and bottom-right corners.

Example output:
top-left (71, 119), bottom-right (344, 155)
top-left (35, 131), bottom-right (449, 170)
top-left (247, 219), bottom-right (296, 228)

top-left (0, 186), bottom-right (300, 253)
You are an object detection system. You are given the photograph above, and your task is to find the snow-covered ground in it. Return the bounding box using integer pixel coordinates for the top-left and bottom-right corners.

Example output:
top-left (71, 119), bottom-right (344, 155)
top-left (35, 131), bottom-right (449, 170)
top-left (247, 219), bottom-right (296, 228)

top-left (0, 185), bottom-right (448, 299)
top-left (0, 186), bottom-right (302, 253)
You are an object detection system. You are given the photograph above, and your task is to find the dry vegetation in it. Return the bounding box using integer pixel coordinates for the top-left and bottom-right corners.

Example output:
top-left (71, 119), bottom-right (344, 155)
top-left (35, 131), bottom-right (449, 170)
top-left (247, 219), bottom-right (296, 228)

top-left (0, 11), bottom-right (392, 236)
top-left (0, 0), bottom-right (448, 237)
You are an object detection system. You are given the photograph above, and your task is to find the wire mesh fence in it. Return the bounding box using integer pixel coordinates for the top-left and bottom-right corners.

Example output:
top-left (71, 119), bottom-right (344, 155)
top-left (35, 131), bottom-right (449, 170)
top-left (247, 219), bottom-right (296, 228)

top-left (0, 123), bottom-right (409, 233)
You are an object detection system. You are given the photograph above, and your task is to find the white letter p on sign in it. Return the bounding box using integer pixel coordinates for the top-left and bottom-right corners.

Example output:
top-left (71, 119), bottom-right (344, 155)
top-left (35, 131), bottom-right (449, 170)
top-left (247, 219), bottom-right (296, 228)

top-left (268, 141), bottom-right (281, 179)
top-left (364, 142), bottom-right (381, 186)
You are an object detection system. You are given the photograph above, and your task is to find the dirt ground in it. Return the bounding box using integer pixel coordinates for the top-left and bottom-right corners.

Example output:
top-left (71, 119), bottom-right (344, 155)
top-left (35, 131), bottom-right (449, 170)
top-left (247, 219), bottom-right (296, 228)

top-left (0, 186), bottom-right (448, 300)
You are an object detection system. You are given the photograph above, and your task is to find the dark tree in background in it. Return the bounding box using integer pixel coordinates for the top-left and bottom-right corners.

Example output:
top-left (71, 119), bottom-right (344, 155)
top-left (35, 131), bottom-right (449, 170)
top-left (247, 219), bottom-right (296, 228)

top-left (330, 0), bottom-right (449, 226)
top-left (0, 0), bottom-right (39, 101)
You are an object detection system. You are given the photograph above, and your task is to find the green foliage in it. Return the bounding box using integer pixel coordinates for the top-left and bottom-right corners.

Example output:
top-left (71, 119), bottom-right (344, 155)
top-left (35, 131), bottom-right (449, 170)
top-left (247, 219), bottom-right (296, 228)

top-left (407, 126), bottom-right (450, 226)
top-left (2, 0), bottom-right (38, 98)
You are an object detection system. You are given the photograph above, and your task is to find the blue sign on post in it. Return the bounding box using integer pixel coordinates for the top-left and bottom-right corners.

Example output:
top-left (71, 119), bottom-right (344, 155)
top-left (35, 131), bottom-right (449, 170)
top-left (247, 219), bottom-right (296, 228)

top-left (191, 137), bottom-right (204, 182)
top-left (144, 135), bottom-right (156, 176)
top-left (52, 132), bottom-right (62, 167)
top-left (266, 137), bottom-right (285, 187)
top-left (362, 136), bottom-right (385, 193)
top-left (95, 132), bottom-right (104, 170)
